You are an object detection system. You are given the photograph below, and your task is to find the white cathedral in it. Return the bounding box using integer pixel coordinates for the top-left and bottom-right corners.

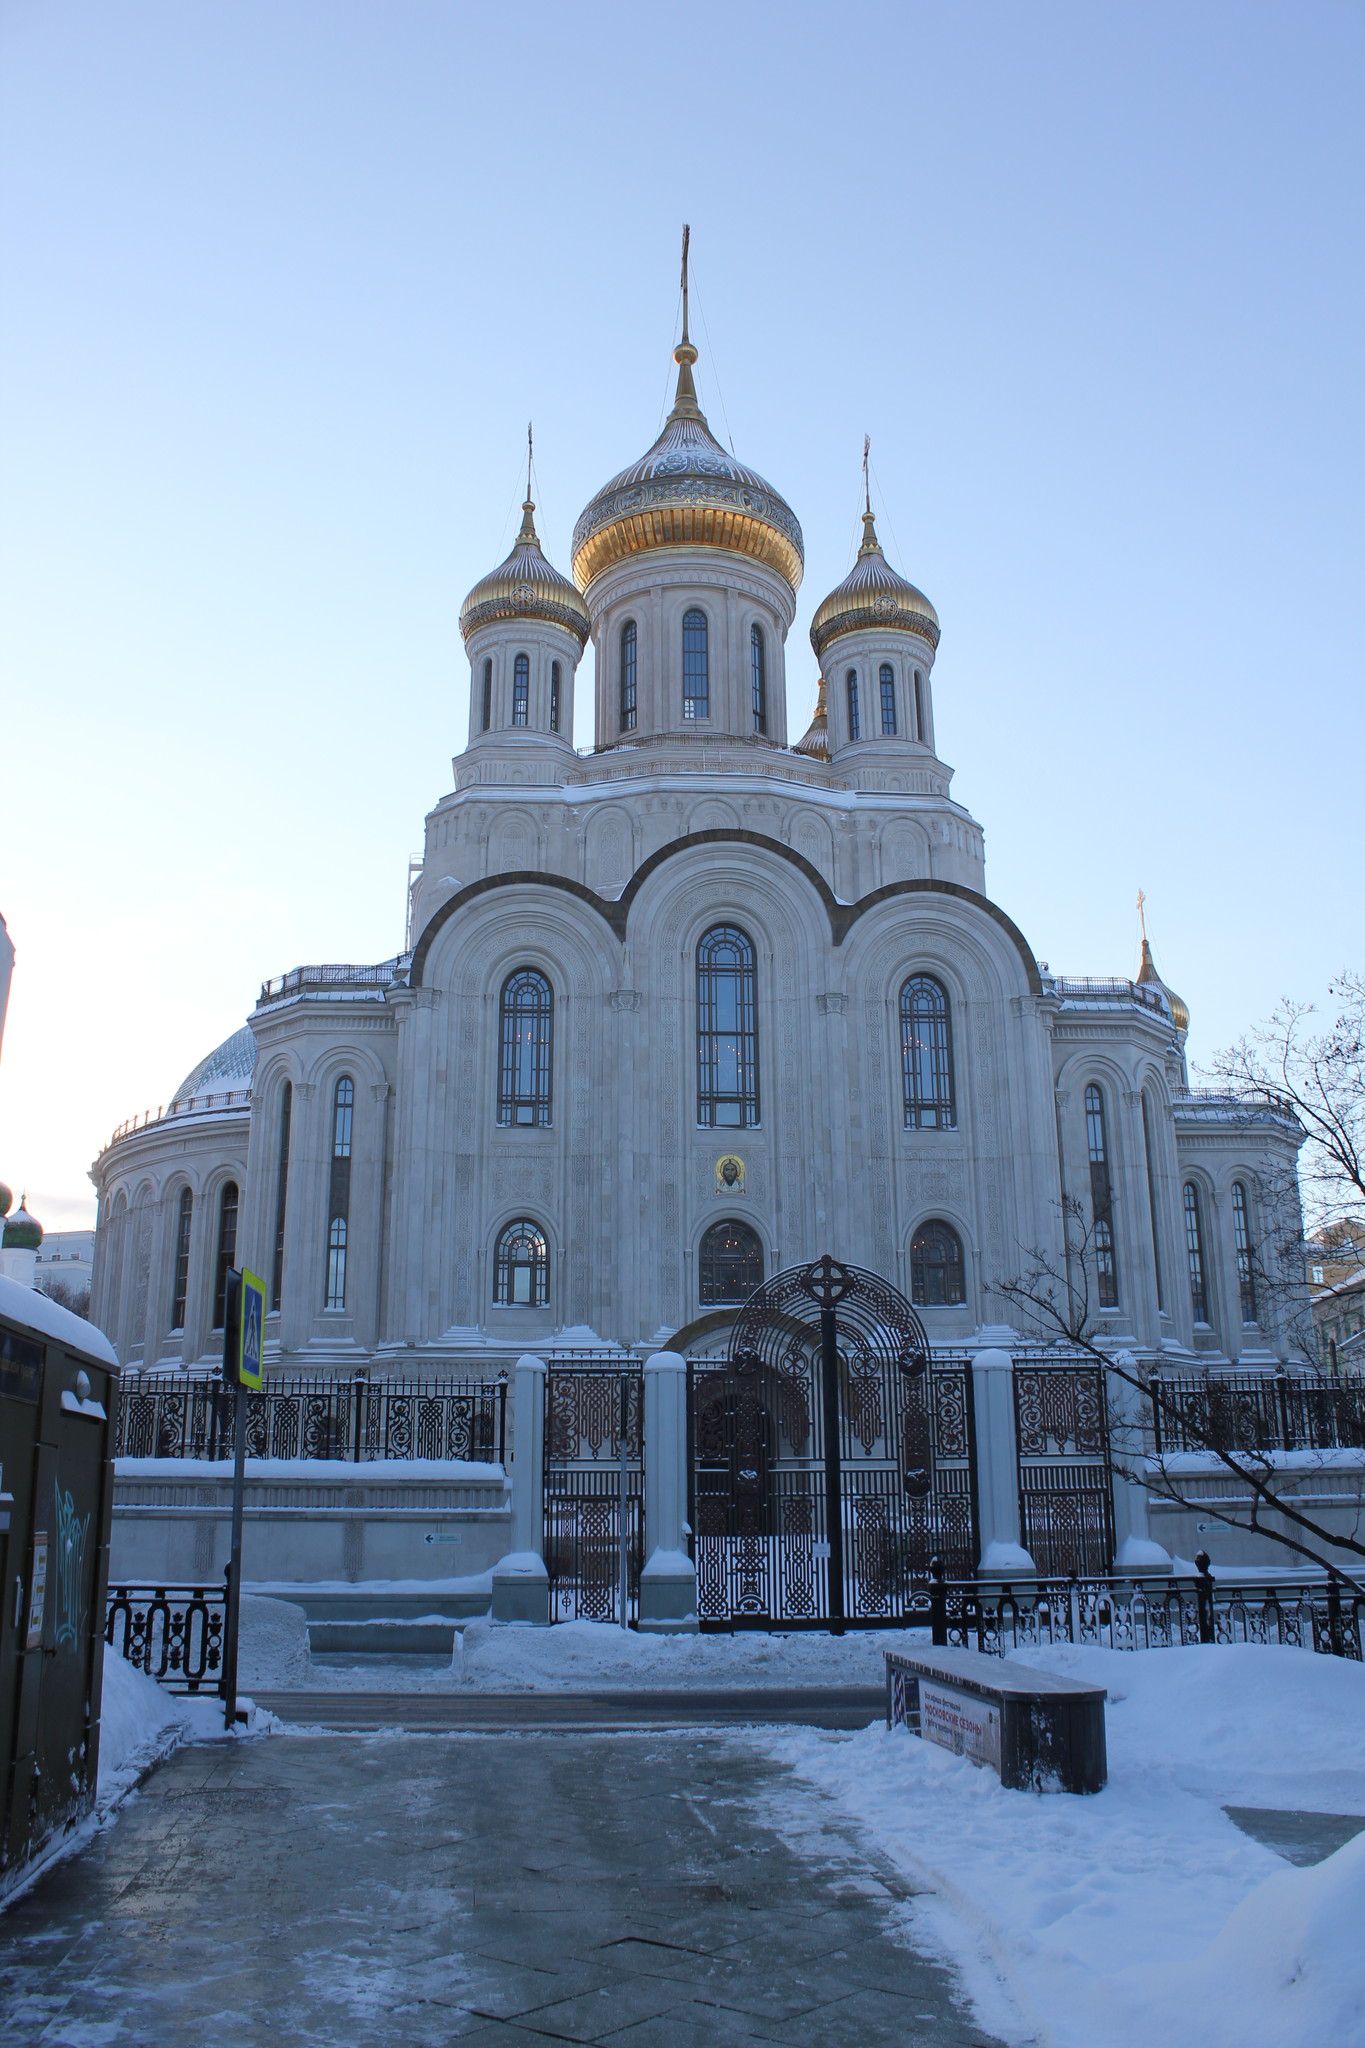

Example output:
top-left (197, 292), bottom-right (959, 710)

top-left (90, 306), bottom-right (1302, 1379)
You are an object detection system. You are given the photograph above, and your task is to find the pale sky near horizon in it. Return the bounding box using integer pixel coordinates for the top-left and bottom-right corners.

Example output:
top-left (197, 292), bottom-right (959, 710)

top-left (1, 1), bottom-right (1361, 1230)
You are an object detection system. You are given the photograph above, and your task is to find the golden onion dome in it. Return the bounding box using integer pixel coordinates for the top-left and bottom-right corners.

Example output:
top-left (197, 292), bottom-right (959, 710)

top-left (809, 508), bottom-right (939, 660)
top-left (459, 498), bottom-right (590, 649)
top-left (793, 676), bottom-right (829, 761)
top-left (571, 336), bottom-right (804, 594)
top-left (1137, 936), bottom-right (1190, 1033)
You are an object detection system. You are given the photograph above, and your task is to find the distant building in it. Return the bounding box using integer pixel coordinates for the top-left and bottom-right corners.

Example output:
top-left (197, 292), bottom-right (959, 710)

top-left (35, 1228), bottom-right (95, 1309)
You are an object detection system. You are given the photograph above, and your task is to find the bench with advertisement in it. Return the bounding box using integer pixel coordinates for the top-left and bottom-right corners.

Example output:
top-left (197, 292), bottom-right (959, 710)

top-left (886, 1645), bottom-right (1107, 1794)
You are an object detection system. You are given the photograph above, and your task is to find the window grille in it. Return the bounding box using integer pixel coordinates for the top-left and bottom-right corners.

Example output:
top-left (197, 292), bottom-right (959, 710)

top-left (697, 924), bottom-right (759, 1128)
top-left (683, 609), bottom-right (709, 719)
top-left (325, 1077), bottom-right (354, 1310)
top-left (900, 976), bottom-right (955, 1128)
top-left (272, 1081), bottom-right (292, 1311)
top-left (847, 669), bottom-right (860, 740)
top-left (512, 652), bottom-right (529, 727)
top-left (211, 1182), bottom-right (238, 1330)
top-left (170, 1187), bottom-right (192, 1331)
top-left (750, 624), bottom-right (767, 734)
top-left (1183, 1183), bottom-right (1209, 1325)
top-left (1085, 1084), bottom-right (1119, 1308)
top-left (880, 664), bottom-right (897, 735)
top-left (620, 620), bottom-right (637, 730)
top-left (497, 969), bottom-right (553, 1126)
top-left (699, 1220), bottom-right (764, 1305)
top-left (494, 1219), bottom-right (548, 1306)
top-left (911, 1220), bottom-right (966, 1305)
top-left (1232, 1181), bottom-right (1258, 1323)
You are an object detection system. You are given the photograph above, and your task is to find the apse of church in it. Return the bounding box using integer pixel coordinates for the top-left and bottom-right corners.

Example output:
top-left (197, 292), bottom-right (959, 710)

top-left (89, 296), bottom-right (1299, 1376)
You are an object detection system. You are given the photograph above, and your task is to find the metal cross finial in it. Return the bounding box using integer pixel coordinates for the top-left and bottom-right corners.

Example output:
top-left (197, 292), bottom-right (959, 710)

top-left (1136, 887), bottom-right (1148, 942)
top-left (863, 435), bottom-right (871, 517)
top-left (680, 223), bottom-right (691, 344)
top-left (799, 1253), bottom-right (853, 1309)
top-left (526, 421), bottom-right (533, 502)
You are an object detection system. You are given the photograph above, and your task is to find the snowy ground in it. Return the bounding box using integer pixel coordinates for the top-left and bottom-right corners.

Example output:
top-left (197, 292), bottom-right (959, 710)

top-left (761, 1643), bottom-right (1365, 2048)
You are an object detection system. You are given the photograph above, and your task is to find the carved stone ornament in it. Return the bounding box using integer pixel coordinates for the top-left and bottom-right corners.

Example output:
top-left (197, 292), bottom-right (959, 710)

top-left (816, 992), bottom-right (848, 1015)
top-left (609, 988), bottom-right (642, 1012)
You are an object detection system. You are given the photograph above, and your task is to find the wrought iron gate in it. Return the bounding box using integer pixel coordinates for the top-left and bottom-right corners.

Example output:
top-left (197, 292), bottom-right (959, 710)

top-left (543, 1361), bottom-right (643, 1623)
top-left (689, 1258), bottom-right (978, 1630)
top-left (1013, 1357), bottom-right (1115, 1576)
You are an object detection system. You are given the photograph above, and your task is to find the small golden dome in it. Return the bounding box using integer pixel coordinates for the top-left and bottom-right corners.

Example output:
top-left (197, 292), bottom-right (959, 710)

top-left (793, 677), bottom-right (829, 761)
top-left (571, 337), bottom-right (803, 594)
top-left (809, 508), bottom-right (939, 660)
top-left (459, 498), bottom-right (590, 649)
top-left (1136, 936), bottom-right (1190, 1033)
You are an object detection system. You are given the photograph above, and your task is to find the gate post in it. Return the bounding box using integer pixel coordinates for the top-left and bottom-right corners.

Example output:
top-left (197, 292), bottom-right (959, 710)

top-left (638, 1351), bottom-right (699, 1633)
top-left (491, 1353), bottom-right (550, 1625)
top-left (1108, 1355), bottom-right (1172, 1575)
top-left (970, 1347), bottom-right (1036, 1577)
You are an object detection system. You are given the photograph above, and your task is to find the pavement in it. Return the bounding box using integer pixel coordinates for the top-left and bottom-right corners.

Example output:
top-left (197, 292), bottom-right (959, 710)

top-left (249, 1687), bottom-right (888, 1732)
top-left (0, 1727), bottom-right (1002, 2047)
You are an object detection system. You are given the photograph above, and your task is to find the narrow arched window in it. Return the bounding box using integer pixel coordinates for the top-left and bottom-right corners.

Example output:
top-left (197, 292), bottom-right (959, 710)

top-left (900, 976), bottom-right (955, 1129)
top-left (879, 663), bottom-right (898, 735)
top-left (911, 1220), bottom-right (966, 1306)
top-left (325, 1077), bottom-right (354, 1310)
top-left (699, 1220), bottom-right (764, 1305)
top-left (1232, 1181), bottom-right (1257, 1323)
top-left (1085, 1084), bottom-right (1119, 1308)
top-left (697, 924), bottom-right (758, 1128)
top-left (494, 1218), bottom-right (548, 1306)
top-left (913, 670), bottom-right (925, 741)
top-left (512, 652), bottom-right (530, 727)
top-left (272, 1081), bottom-right (292, 1312)
top-left (498, 969), bottom-right (553, 1126)
top-left (619, 619), bottom-right (637, 730)
top-left (481, 658), bottom-right (493, 732)
top-left (847, 669), bottom-right (861, 741)
top-left (211, 1181), bottom-right (239, 1330)
top-left (1183, 1183), bottom-right (1208, 1325)
top-left (750, 624), bottom-right (767, 734)
top-left (550, 660), bottom-right (561, 734)
top-left (170, 1186), bottom-right (192, 1331)
top-left (1141, 1092), bottom-right (1165, 1312)
top-left (682, 608), bottom-right (709, 719)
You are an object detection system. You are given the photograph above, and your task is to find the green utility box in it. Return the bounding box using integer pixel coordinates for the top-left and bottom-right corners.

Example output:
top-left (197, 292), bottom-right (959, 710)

top-left (0, 1280), bottom-right (119, 1898)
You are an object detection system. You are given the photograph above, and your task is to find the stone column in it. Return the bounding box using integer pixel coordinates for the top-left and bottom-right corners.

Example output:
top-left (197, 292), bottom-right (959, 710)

top-left (970, 1344), bottom-right (1037, 1577)
top-left (491, 1353), bottom-right (550, 1624)
top-left (638, 1350), bottom-right (698, 1633)
top-left (1107, 1354), bottom-right (1172, 1573)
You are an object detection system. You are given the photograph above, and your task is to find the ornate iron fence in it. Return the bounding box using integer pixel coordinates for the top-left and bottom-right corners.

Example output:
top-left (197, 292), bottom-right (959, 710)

top-left (1148, 1370), bottom-right (1365, 1455)
top-left (543, 1361), bottom-right (643, 1624)
top-left (105, 1583), bottom-right (226, 1694)
top-left (921, 1556), bottom-right (1363, 1661)
top-left (114, 1370), bottom-right (507, 1465)
top-left (1012, 1358), bottom-right (1114, 1576)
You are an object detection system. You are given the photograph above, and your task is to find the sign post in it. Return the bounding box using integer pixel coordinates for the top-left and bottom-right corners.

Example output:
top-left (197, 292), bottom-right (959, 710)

top-left (220, 1267), bottom-right (266, 1728)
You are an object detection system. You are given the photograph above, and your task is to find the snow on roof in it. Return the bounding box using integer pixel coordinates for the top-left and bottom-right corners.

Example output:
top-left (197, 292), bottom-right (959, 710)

top-left (0, 1273), bottom-right (118, 1364)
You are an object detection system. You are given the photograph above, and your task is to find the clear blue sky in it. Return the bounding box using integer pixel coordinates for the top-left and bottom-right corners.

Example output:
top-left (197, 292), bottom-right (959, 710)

top-left (1, 0), bottom-right (1361, 1227)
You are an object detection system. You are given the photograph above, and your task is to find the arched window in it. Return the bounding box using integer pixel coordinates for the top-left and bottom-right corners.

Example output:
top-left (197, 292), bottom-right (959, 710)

top-left (497, 969), bottom-right (553, 1126)
top-left (1183, 1183), bottom-right (1208, 1325)
top-left (697, 925), bottom-right (759, 1128)
top-left (911, 1220), bottom-right (966, 1306)
top-left (481, 658), bottom-right (493, 733)
top-left (170, 1186), bottom-right (192, 1331)
top-left (846, 669), bottom-right (861, 741)
top-left (1141, 1092), bottom-right (1165, 1312)
top-left (900, 976), bottom-right (955, 1128)
top-left (1232, 1181), bottom-right (1258, 1323)
top-left (879, 663), bottom-right (898, 735)
top-left (550, 660), bottom-right (561, 734)
top-left (1085, 1083), bottom-right (1119, 1308)
top-left (512, 652), bottom-right (530, 727)
top-left (211, 1182), bottom-right (239, 1330)
top-left (493, 1218), bottom-right (548, 1306)
top-left (699, 1220), bottom-right (764, 1305)
top-left (620, 620), bottom-right (637, 731)
top-left (913, 670), bottom-right (925, 742)
top-left (682, 608), bottom-right (709, 719)
top-left (324, 1077), bottom-right (354, 1311)
top-left (750, 624), bottom-right (767, 734)
top-left (272, 1081), bottom-right (292, 1312)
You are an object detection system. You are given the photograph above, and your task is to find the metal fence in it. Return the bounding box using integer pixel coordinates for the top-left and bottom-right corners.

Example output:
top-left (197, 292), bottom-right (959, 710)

top-left (105, 1583), bottom-right (227, 1694)
top-left (920, 1556), bottom-right (1363, 1660)
top-left (1148, 1370), bottom-right (1365, 1455)
top-left (114, 1370), bottom-right (508, 1465)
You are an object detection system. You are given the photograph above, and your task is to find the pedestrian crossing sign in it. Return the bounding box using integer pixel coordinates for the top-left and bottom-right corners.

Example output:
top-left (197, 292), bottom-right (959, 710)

top-left (237, 1269), bottom-right (266, 1390)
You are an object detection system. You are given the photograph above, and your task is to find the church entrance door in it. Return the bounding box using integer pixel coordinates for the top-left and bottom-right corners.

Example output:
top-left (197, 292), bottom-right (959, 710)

top-left (689, 1257), bottom-right (978, 1631)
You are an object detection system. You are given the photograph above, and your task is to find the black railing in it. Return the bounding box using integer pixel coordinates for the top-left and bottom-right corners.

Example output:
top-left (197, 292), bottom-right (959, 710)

top-left (1148, 1370), bottom-right (1365, 1454)
top-left (115, 1370), bottom-right (508, 1465)
top-left (106, 1583), bottom-right (227, 1694)
top-left (919, 1555), bottom-right (1363, 1660)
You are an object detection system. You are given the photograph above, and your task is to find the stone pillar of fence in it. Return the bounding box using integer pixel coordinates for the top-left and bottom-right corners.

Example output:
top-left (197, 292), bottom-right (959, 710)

top-left (970, 1346), bottom-right (1037, 1577)
top-left (1107, 1356), bottom-right (1173, 1574)
top-left (638, 1350), bottom-right (699, 1633)
top-left (491, 1353), bottom-right (550, 1624)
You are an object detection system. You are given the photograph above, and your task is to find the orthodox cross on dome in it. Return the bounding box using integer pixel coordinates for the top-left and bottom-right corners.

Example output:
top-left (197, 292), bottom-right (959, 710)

top-left (517, 421), bottom-right (538, 545)
top-left (859, 434), bottom-right (881, 555)
top-left (669, 223), bottom-right (704, 421)
top-left (1136, 887), bottom-right (1148, 942)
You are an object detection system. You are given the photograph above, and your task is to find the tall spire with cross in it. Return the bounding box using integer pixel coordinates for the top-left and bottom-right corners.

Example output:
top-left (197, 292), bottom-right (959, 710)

top-left (668, 223), bottom-right (704, 422)
top-left (516, 421), bottom-right (538, 544)
top-left (858, 434), bottom-right (883, 557)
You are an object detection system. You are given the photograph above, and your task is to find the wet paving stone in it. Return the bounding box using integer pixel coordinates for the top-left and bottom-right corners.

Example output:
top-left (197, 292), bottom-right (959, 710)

top-left (0, 1731), bottom-right (1001, 2046)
